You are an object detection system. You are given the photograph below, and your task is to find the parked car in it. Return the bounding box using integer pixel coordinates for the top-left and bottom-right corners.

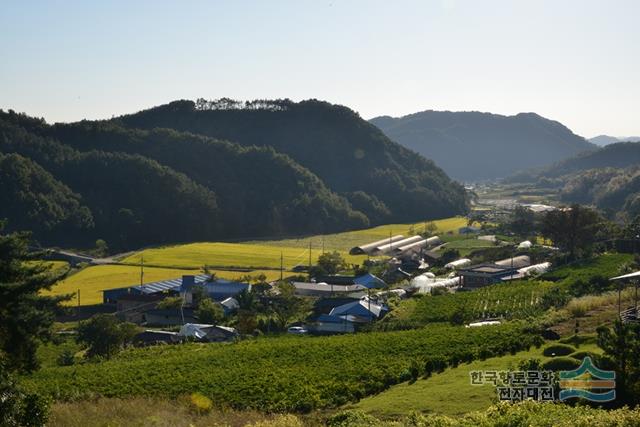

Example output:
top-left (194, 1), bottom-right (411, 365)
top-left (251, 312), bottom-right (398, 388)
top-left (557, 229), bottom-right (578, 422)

top-left (287, 326), bottom-right (308, 335)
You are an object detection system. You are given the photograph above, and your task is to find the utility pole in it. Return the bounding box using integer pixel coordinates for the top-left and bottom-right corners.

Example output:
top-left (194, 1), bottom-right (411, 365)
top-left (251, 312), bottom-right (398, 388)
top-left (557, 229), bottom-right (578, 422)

top-left (77, 289), bottom-right (80, 319)
top-left (308, 240), bottom-right (312, 281)
top-left (140, 255), bottom-right (144, 288)
top-left (280, 252), bottom-right (283, 281)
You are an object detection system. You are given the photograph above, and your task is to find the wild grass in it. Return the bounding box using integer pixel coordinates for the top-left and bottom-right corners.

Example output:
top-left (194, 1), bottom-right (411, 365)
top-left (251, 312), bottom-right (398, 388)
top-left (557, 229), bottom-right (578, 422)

top-left (48, 397), bottom-right (309, 427)
top-left (351, 338), bottom-right (601, 417)
top-left (565, 287), bottom-right (637, 318)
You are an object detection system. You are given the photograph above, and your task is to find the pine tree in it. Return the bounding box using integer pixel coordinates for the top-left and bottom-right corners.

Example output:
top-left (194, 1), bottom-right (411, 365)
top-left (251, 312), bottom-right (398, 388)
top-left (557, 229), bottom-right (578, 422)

top-left (0, 221), bottom-right (70, 372)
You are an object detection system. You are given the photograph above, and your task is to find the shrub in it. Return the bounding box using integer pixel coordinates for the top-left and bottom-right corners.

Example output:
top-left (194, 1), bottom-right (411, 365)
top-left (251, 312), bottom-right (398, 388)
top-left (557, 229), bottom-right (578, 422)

top-left (326, 410), bottom-right (379, 427)
top-left (76, 314), bottom-right (138, 359)
top-left (189, 392), bottom-right (213, 414)
top-left (542, 343), bottom-right (576, 357)
top-left (569, 351), bottom-right (599, 362)
top-left (542, 356), bottom-right (581, 371)
top-left (56, 349), bottom-right (75, 367)
top-left (195, 298), bottom-right (224, 324)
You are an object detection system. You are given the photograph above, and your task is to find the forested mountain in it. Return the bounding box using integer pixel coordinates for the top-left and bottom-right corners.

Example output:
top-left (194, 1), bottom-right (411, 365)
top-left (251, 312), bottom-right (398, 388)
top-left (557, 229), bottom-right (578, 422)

top-left (112, 99), bottom-right (468, 223)
top-left (508, 142), bottom-right (640, 220)
top-left (510, 142), bottom-right (640, 181)
top-left (0, 100), bottom-right (468, 250)
top-left (370, 110), bottom-right (595, 181)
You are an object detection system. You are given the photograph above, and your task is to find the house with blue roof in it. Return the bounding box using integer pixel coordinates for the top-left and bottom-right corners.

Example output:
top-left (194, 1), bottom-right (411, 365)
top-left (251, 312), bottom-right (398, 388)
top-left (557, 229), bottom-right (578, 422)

top-left (353, 273), bottom-right (386, 289)
top-left (329, 297), bottom-right (387, 323)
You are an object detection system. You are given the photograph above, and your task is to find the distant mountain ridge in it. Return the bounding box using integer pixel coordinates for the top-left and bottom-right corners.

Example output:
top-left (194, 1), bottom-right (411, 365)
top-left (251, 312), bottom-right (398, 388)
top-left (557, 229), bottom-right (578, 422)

top-left (370, 110), bottom-right (595, 181)
top-left (507, 142), bottom-right (640, 220)
top-left (510, 141), bottom-right (640, 181)
top-left (589, 135), bottom-right (640, 146)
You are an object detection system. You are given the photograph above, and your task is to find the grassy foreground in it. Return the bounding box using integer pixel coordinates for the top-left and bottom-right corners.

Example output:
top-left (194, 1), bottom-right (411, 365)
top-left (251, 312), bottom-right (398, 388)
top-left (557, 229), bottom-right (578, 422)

top-left (351, 339), bottom-right (601, 417)
top-left (46, 398), bottom-right (640, 427)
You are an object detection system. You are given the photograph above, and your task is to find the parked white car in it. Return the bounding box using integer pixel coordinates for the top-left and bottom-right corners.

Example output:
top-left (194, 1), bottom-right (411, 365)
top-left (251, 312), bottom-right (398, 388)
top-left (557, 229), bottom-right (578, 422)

top-left (287, 326), bottom-right (308, 335)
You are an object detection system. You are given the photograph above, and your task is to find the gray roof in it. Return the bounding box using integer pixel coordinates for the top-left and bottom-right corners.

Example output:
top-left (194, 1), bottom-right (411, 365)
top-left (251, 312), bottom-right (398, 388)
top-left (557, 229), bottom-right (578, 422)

top-left (133, 274), bottom-right (209, 294)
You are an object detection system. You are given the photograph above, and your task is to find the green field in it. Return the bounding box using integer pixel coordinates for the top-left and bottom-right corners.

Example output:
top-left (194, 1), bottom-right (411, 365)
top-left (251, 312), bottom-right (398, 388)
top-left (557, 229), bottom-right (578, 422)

top-left (351, 338), bottom-right (601, 417)
top-left (440, 236), bottom-right (498, 256)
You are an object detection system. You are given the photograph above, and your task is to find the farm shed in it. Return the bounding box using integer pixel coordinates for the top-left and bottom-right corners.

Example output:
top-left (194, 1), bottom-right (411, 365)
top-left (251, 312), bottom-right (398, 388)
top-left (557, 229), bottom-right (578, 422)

top-left (445, 258), bottom-right (472, 270)
top-left (115, 294), bottom-right (165, 324)
top-left (134, 330), bottom-right (182, 346)
top-left (203, 279), bottom-right (251, 300)
top-left (374, 236), bottom-right (424, 255)
top-left (410, 276), bottom-right (461, 294)
top-left (353, 273), bottom-right (386, 289)
top-left (292, 282), bottom-right (367, 297)
top-left (495, 255), bottom-right (531, 269)
top-left (349, 235), bottom-right (405, 255)
top-left (308, 314), bottom-right (356, 334)
top-left (329, 297), bottom-right (386, 322)
top-left (313, 297), bottom-right (361, 315)
top-left (103, 274), bottom-right (210, 304)
top-left (312, 273), bottom-right (386, 289)
top-left (459, 264), bottom-right (518, 288)
top-left (518, 240), bottom-right (533, 249)
top-left (459, 226), bottom-right (480, 234)
top-left (144, 308), bottom-right (197, 326)
top-left (522, 203), bottom-right (557, 213)
top-left (502, 262), bottom-right (552, 281)
top-left (220, 297), bottom-right (239, 315)
top-left (179, 323), bottom-right (239, 342)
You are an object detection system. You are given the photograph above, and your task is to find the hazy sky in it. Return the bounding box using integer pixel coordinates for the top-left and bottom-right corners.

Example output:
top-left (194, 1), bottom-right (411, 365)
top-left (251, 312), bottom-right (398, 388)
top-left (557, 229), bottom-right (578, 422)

top-left (1, 0), bottom-right (638, 137)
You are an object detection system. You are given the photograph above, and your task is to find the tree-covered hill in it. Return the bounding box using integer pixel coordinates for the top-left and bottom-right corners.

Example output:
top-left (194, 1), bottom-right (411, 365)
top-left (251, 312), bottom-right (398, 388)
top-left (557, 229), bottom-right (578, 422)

top-left (507, 142), bottom-right (640, 220)
top-left (370, 110), bottom-right (595, 181)
top-left (0, 101), bottom-right (468, 250)
top-left (111, 99), bottom-right (469, 222)
top-left (0, 152), bottom-right (93, 241)
top-left (518, 141), bottom-right (640, 180)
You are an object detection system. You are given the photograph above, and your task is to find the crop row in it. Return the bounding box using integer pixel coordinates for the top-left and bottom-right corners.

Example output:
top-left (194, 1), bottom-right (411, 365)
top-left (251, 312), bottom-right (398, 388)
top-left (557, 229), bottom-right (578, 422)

top-left (411, 281), bottom-right (557, 324)
top-left (24, 322), bottom-right (539, 412)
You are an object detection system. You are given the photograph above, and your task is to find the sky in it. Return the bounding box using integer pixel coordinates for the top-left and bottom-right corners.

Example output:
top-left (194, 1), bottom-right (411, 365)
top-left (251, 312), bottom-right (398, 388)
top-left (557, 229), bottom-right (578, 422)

top-left (1, 0), bottom-right (638, 138)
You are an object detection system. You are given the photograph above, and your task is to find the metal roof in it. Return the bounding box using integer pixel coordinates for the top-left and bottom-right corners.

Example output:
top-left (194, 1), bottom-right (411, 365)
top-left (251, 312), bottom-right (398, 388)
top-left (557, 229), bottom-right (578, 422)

top-left (611, 271), bottom-right (640, 281)
top-left (132, 274), bottom-right (210, 294)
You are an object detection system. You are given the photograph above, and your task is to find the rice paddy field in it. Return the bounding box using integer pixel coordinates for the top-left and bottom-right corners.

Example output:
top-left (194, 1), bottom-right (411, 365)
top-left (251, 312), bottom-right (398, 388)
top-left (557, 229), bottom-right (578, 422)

top-left (120, 217), bottom-right (469, 270)
top-left (44, 265), bottom-right (201, 306)
top-left (46, 216), bottom-right (469, 305)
